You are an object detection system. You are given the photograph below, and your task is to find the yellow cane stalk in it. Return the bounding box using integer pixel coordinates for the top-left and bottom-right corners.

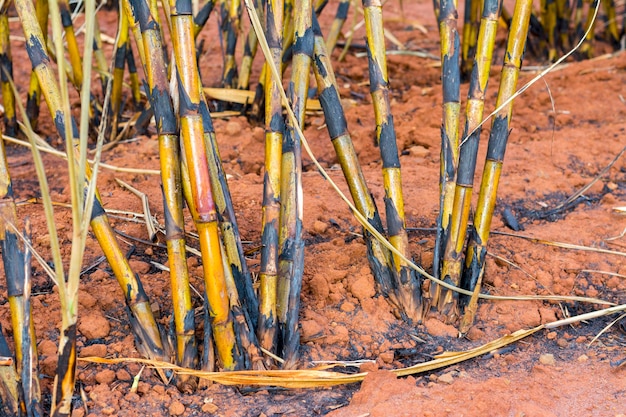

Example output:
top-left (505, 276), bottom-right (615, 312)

top-left (437, 0), bottom-right (499, 320)
top-left (460, 0), bottom-right (533, 333)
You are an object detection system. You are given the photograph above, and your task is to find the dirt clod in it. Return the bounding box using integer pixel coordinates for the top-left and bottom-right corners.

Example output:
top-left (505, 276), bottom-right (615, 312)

top-left (201, 402), bottom-right (219, 413)
top-left (350, 275), bottom-right (376, 301)
top-left (78, 313), bottom-right (111, 340)
top-left (557, 338), bottom-right (569, 348)
top-left (79, 344), bottom-right (107, 358)
top-left (300, 319), bottom-right (325, 340)
top-left (379, 351), bottom-right (394, 364)
top-left (539, 354), bottom-right (556, 366)
top-left (309, 275), bottom-right (330, 301)
top-left (168, 401), bottom-right (185, 416)
top-left (116, 369), bottom-right (132, 381)
top-left (225, 121), bottom-right (242, 136)
top-left (312, 220), bottom-right (328, 234)
top-left (438, 372), bottom-right (455, 385)
top-left (101, 407), bottom-right (116, 415)
top-left (424, 318), bottom-right (458, 338)
top-left (95, 369), bottom-right (116, 385)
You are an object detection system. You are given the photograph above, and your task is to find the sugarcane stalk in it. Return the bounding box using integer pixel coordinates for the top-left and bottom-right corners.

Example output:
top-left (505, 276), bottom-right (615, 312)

top-left (111, 5), bottom-right (131, 141)
top-left (25, 0), bottom-right (52, 130)
top-left (192, 14), bottom-right (261, 332)
top-left (160, 133), bottom-right (198, 391)
top-left (221, 0), bottom-right (242, 88)
top-left (193, 0), bottom-right (216, 37)
top-left (123, 0), bottom-right (148, 63)
top-left (17, 0), bottom-right (170, 383)
top-left (58, 0), bottom-right (84, 88)
top-left (311, 13), bottom-right (399, 311)
top-left (168, 0), bottom-right (240, 370)
top-left (325, 0), bottom-right (350, 53)
top-left (461, 0), bottom-right (481, 78)
top-left (314, 0), bottom-right (328, 13)
top-left (257, 0), bottom-right (283, 364)
top-left (459, 0), bottom-right (533, 334)
top-left (250, 62), bottom-right (267, 119)
top-left (0, 4), bottom-right (15, 138)
top-left (120, 0), bottom-right (151, 127)
top-left (219, 239), bottom-right (264, 370)
top-left (0, 127), bottom-right (42, 416)
top-left (430, 0), bottom-right (460, 309)
top-left (541, 0), bottom-right (558, 61)
top-left (0, 325), bottom-right (19, 416)
top-left (555, 0), bottom-right (570, 52)
top-left (363, 0), bottom-right (422, 320)
top-left (577, 0), bottom-right (597, 58)
top-left (199, 99), bottom-right (260, 342)
top-left (276, 0), bottom-right (311, 368)
top-left (573, 0), bottom-right (585, 39)
top-left (236, 0), bottom-right (262, 90)
top-left (124, 0), bottom-right (204, 386)
top-left (32, 0), bottom-right (101, 412)
top-left (437, 0), bottom-right (500, 321)
top-left (18, 221), bottom-right (43, 417)
top-left (433, 0), bottom-right (440, 23)
top-left (602, 0), bottom-right (620, 46)
top-left (251, 0), bottom-right (294, 120)
top-left (2, 229), bottom-right (43, 417)
top-left (93, 17), bottom-right (111, 92)
top-left (126, 43), bottom-right (143, 109)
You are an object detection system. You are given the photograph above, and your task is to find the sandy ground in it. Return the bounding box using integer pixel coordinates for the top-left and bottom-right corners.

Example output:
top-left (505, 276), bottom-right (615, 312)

top-left (1, 0), bottom-right (626, 416)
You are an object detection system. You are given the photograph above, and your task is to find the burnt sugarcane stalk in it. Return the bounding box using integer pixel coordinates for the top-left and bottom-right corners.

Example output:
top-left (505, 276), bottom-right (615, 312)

top-left (363, 0), bottom-right (422, 320)
top-left (461, 0), bottom-right (481, 78)
top-left (194, 0), bottom-right (216, 36)
top-left (168, 0), bottom-right (241, 370)
top-left (192, 14), bottom-right (260, 336)
top-left (602, 0), bottom-right (620, 47)
top-left (218, 236), bottom-right (264, 370)
top-left (276, 0), bottom-right (311, 368)
top-left (26, 0), bottom-right (48, 129)
top-left (221, 0), bottom-right (242, 88)
top-left (93, 17), bottom-right (111, 93)
top-left (311, 13), bottom-right (399, 311)
top-left (258, 0), bottom-right (284, 363)
top-left (110, 5), bottom-right (131, 141)
top-left (200, 98), bottom-right (260, 369)
top-left (0, 325), bottom-right (19, 416)
top-left (125, 0), bottom-right (200, 386)
top-left (437, 0), bottom-right (500, 321)
top-left (0, 131), bottom-right (42, 416)
top-left (577, 0), bottom-right (598, 58)
top-left (430, 0), bottom-right (460, 310)
top-left (459, 0), bottom-right (532, 333)
top-left (58, 0), bottom-right (83, 88)
top-left (237, 0), bottom-right (263, 90)
top-left (123, 0), bottom-right (147, 63)
top-left (0, 6), bottom-right (15, 138)
top-left (325, 0), bottom-right (350, 53)
top-left (555, 0), bottom-right (571, 52)
top-left (541, 0), bottom-right (558, 61)
top-left (2, 231), bottom-right (43, 417)
top-left (126, 43), bottom-right (142, 109)
top-left (17, 0), bottom-right (170, 385)
top-left (17, 222), bottom-right (42, 417)
top-left (160, 133), bottom-right (198, 389)
top-left (251, 0), bottom-right (294, 120)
